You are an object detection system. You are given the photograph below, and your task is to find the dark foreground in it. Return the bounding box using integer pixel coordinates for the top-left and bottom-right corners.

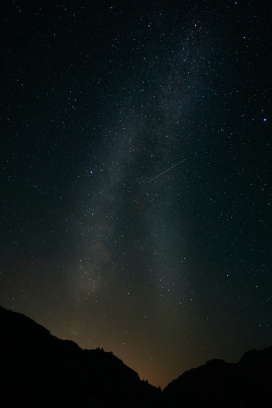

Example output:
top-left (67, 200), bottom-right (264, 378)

top-left (0, 306), bottom-right (271, 407)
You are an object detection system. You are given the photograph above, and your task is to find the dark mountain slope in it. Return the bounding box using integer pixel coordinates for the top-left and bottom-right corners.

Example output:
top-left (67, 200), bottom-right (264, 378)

top-left (0, 306), bottom-right (161, 407)
top-left (1, 305), bottom-right (271, 407)
top-left (163, 348), bottom-right (272, 408)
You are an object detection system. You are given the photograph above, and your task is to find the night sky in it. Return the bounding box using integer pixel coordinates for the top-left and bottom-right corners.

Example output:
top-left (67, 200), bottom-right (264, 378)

top-left (1, 0), bottom-right (271, 388)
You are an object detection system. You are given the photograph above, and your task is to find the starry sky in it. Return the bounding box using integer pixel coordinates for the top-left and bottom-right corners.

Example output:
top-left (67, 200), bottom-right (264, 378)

top-left (1, 0), bottom-right (271, 388)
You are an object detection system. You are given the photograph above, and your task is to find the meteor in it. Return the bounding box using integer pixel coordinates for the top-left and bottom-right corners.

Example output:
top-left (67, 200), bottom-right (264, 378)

top-left (148, 158), bottom-right (187, 182)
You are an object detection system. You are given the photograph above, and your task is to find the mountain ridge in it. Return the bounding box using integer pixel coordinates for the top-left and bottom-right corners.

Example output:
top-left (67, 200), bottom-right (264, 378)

top-left (1, 305), bottom-right (271, 407)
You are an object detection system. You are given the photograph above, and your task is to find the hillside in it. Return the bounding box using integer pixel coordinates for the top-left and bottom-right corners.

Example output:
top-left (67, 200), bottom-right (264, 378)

top-left (0, 306), bottom-right (272, 407)
top-left (0, 306), bottom-right (161, 407)
top-left (164, 348), bottom-right (272, 407)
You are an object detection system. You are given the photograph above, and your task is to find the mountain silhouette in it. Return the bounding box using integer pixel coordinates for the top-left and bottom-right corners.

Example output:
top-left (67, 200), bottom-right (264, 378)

top-left (0, 306), bottom-right (161, 407)
top-left (164, 348), bottom-right (272, 407)
top-left (0, 305), bottom-right (271, 407)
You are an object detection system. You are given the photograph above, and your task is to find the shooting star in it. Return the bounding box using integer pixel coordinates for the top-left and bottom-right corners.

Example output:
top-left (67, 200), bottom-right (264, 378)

top-left (148, 158), bottom-right (187, 182)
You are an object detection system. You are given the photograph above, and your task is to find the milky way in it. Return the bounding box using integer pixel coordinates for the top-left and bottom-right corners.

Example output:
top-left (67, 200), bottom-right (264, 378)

top-left (1, 1), bottom-right (271, 388)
